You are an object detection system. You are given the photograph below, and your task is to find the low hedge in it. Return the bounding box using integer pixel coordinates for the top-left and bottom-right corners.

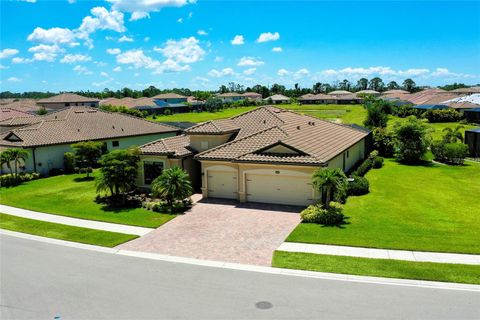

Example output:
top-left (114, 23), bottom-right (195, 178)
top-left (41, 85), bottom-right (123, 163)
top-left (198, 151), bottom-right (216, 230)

top-left (0, 172), bottom-right (41, 187)
top-left (432, 141), bottom-right (469, 165)
top-left (300, 202), bottom-right (345, 226)
top-left (424, 109), bottom-right (462, 123)
top-left (347, 175), bottom-right (370, 196)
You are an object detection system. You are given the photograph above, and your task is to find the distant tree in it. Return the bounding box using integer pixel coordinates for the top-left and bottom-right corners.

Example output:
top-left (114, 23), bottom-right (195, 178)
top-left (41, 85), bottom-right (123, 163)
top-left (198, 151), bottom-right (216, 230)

top-left (294, 83), bottom-right (300, 92)
top-left (36, 107), bottom-right (48, 115)
top-left (393, 116), bottom-right (430, 163)
top-left (339, 79), bottom-right (351, 91)
top-left (151, 167), bottom-right (193, 207)
top-left (357, 78), bottom-right (368, 91)
top-left (71, 141), bottom-right (104, 176)
top-left (218, 85), bottom-right (229, 93)
top-left (368, 77), bottom-right (384, 91)
top-left (386, 81), bottom-right (400, 90)
top-left (204, 97), bottom-right (223, 112)
top-left (402, 78), bottom-right (416, 92)
top-left (438, 83), bottom-right (469, 91)
top-left (312, 82), bottom-right (322, 94)
top-left (364, 103), bottom-right (389, 128)
top-left (270, 83), bottom-right (286, 94)
top-left (121, 87), bottom-right (133, 98)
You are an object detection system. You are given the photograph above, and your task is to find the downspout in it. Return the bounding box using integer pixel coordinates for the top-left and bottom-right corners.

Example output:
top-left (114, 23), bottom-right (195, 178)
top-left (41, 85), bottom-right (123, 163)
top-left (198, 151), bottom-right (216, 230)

top-left (32, 147), bottom-right (37, 173)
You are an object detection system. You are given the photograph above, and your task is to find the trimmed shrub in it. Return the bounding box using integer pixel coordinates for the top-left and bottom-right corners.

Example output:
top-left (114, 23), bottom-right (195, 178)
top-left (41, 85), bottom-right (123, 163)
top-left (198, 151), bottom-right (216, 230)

top-left (63, 152), bottom-right (75, 173)
top-left (352, 158), bottom-right (373, 177)
top-left (347, 176), bottom-right (370, 196)
top-left (0, 172), bottom-right (40, 187)
top-left (443, 143), bottom-right (469, 165)
top-left (300, 202), bottom-right (345, 226)
top-left (431, 140), bottom-right (446, 162)
top-left (372, 156), bottom-right (384, 168)
top-left (391, 104), bottom-right (417, 118)
top-left (424, 109), bottom-right (462, 123)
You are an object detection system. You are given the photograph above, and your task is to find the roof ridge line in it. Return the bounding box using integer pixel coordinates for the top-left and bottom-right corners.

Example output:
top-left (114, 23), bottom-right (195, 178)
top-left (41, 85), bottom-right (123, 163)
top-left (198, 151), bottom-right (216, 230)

top-left (196, 125), bottom-right (285, 158)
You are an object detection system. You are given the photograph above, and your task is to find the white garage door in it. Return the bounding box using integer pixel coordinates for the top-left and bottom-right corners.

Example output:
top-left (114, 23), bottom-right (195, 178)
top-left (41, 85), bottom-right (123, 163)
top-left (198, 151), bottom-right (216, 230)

top-left (246, 173), bottom-right (314, 206)
top-left (207, 171), bottom-right (238, 199)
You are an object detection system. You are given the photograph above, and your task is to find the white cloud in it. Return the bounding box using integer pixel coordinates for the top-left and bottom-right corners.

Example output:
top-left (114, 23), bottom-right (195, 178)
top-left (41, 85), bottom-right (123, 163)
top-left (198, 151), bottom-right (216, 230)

top-left (272, 47), bottom-right (282, 52)
top-left (7, 77), bottom-right (21, 82)
top-left (144, 37), bottom-right (150, 42)
top-left (177, 18), bottom-right (183, 23)
top-left (68, 0), bottom-right (76, 4)
top-left (294, 68), bottom-right (310, 79)
top-left (92, 78), bottom-right (113, 87)
top-left (18, 0), bottom-right (36, 3)
top-left (28, 44), bottom-right (63, 62)
top-left (208, 68), bottom-right (235, 77)
top-left (100, 71), bottom-right (109, 77)
top-left (107, 0), bottom-right (195, 21)
top-left (277, 68), bottom-right (289, 76)
top-left (113, 66), bottom-right (122, 72)
top-left (60, 53), bottom-right (91, 63)
top-left (197, 30), bottom-right (208, 36)
top-left (256, 32), bottom-right (280, 43)
top-left (154, 36), bottom-right (205, 64)
top-left (238, 56), bottom-right (264, 67)
top-left (0, 64), bottom-right (9, 70)
top-left (73, 65), bottom-right (93, 75)
top-left (118, 35), bottom-right (134, 42)
top-left (27, 7), bottom-right (125, 49)
top-left (231, 35), bottom-right (244, 45)
top-left (12, 57), bottom-right (27, 64)
top-left (243, 68), bottom-right (256, 75)
top-left (214, 56), bottom-right (224, 62)
top-left (0, 48), bottom-right (19, 59)
top-left (106, 48), bottom-right (121, 55)
top-left (116, 49), bottom-right (160, 69)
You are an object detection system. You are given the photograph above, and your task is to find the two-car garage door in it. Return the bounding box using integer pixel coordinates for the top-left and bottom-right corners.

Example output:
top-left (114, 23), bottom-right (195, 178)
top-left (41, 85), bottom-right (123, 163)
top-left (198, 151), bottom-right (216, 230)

top-left (245, 173), bottom-right (313, 206)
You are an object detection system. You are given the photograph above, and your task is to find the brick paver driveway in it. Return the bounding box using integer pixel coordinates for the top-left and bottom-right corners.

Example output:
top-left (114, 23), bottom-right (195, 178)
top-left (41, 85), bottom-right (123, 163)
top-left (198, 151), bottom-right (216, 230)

top-left (118, 198), bottom-right (301, 266)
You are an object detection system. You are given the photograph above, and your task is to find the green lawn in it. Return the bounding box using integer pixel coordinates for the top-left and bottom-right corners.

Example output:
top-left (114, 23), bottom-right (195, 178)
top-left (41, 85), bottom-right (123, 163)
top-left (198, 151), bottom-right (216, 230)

top-left (0, 172), bottom-right (176, 228)
top-left (286, 159), bottom-right (480, 254)
top-left (147, 106), bottom-right (257, 123)
top-left (272, 251), bottom-right (480, 285)
top-left (0, 213), bottom-right (137, 247)
top-left (278, 104), bottom-right (367, 125)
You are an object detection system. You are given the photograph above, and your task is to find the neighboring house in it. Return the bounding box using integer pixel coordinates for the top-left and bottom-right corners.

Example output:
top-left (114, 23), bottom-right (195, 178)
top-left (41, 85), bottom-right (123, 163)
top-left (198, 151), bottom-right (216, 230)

top-left (298, 93), bottom-right (336, 104)
top-left (265, 94), bottom-right (290, 104)
top-left (0, 107), bottom-right (178, 176)
top-left (0, 108), bottom-right (34, 122)
top-left (328, 90), bottom-right (352, 96)
top-left (216, 92), bottom-right (246, 103)
top-left (101, 94), bottom-right (195, 114)
top-left (465, 128), bottom-right (480, 157)
top-left (355, 90), bottom-right (381, 97)
top-left (464, 108), bottom-right (480, 124)
top-left (441, 94), bottom-right (480, 111)
top-left (0, 99), bottom-right (42, 114)
top-left (243, 92), bottom-right (262, 101)
top-left (152, 93), bottom-right (188, 105)
top-left (137, 106), bottom-right (370, 206)
top-left (37, 93), bottom-right (99, 110)
top-left (412, 104), bottom-right (449, 111)
top-left (450, 86), bottom-right (480, 94)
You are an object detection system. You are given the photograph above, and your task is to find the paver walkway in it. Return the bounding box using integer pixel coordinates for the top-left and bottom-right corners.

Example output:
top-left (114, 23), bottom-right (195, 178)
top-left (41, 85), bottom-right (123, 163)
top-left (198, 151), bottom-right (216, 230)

top-left (0, 205), bottom-right (152, 236)
top-left (278, 242), bottom-right (480, 265)
top-left (118, 199), bottom-right (301, 266)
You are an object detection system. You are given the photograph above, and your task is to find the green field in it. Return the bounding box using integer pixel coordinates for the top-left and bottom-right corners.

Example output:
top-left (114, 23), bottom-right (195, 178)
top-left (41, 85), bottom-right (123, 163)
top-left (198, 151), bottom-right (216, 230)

top-left (0, 213), bottom-right (137, 247)
top-left (147, 106), bottom-right (257, 123)
top-left (272, 251), bottom-right (480, 285)
top-left (286, 159), bottom-right (480, 254)
top-left (0, 172), bottom-right (176, 228)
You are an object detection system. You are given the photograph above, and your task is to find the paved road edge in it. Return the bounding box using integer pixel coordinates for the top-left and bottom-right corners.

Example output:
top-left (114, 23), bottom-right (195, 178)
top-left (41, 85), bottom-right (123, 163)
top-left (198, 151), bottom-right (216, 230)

top-left (2, 229), bottom-right (479, 293)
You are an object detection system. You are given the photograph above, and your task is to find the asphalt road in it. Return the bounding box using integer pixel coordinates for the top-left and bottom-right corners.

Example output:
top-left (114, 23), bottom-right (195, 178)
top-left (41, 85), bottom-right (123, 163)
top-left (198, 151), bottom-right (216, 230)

top-left (1, 235), bottom-right (479, 320)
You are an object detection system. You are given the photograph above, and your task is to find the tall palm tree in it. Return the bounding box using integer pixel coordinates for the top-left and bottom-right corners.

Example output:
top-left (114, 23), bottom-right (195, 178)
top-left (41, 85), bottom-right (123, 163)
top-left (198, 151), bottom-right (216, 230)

top-left (151, 167), bottom-right (193, 207)
top-left (0, 150), bottom-right (14, 176)
top-left (312, 168), bottom-right (347, 208)
top-left (442, 125), bottom-right (464, 143)
top-left (9, 149), bottom-right (29, 177)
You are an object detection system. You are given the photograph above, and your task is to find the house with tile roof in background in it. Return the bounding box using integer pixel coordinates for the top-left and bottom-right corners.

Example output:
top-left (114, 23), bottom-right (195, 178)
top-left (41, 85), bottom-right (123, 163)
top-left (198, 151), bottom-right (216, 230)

top-left (136, 106), bottom-right (371, 206)
top-left (37, 93), bottom-right (99, 110)
top-left (0, 107), bottom-right (179, 176)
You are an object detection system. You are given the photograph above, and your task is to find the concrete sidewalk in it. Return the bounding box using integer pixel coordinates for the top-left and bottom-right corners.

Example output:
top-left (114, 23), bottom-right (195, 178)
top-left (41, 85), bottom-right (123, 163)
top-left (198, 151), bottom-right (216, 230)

top-left (0, 205), bottom-right (153, 236)
top-left (278, 242), bottom-right (480, 265)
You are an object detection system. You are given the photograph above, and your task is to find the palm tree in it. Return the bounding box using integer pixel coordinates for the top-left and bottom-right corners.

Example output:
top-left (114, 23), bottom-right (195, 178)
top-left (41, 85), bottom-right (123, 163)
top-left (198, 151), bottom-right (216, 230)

top-left (442, 125), bottom-right (464, 143)
top-left (312, 168), bottom-right (347, 208)
top-left (151, 167), bottom-right (193, 207)
top-left (10, 149), bottom-right (29, 177)
top-left (0, 150), bottom-right (14, 176)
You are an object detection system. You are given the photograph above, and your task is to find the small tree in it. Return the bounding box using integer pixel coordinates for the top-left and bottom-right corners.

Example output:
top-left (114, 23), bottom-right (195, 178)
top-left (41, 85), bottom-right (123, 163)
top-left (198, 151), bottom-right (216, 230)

top-left (71, 141), bottom-right (103, 176)
top-left (151, 167), bottom-right (193, 207)
top-left (36, 107), bottom-right (48, 115)
top-left (442, 125), bottom-right (464, 143)
top-left (312, 168), bottom-right (347, 208)
top-left (0, 150), bottom-right (14, 175)
top-left (0, 148), bottom-right (29, 177)
top-left (393, 116), bottom-right (430, 163)
top-left (96, 147), bottom-right (140, 205)
top-left (204, 97), bottom-right (223, 112)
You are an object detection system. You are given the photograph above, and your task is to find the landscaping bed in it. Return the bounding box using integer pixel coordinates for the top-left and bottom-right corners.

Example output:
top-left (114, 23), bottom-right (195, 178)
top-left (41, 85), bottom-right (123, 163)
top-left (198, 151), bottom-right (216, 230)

top-left (286, 159), bottom-right (480, 254)
top-left (272, 251), bottom-right (480, 285)
top-left (0, 213), bottom-right (138, 247)
top-left (0, 172), bottom-right (176, 228)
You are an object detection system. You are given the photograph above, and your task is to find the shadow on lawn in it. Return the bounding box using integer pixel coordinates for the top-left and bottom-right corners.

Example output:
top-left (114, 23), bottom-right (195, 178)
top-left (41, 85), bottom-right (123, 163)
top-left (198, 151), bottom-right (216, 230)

top-left (73, 176), bottom-right (95, 182)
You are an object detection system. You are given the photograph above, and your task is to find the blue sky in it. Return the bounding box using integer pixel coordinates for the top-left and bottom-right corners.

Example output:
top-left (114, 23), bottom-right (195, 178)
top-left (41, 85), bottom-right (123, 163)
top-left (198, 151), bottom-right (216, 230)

top-left (1, 0), bottom-right (479, 92)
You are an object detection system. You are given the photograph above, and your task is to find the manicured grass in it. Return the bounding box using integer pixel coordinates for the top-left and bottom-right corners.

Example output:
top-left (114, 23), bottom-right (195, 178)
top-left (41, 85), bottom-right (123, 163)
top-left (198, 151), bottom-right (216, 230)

top-left (0, 213), bottom-right (137, 247)
top-left (147, 106), bottom-right (257, 123)
top-left (0, 172), bottom-right (176, 228)
top-left (278, 104), bottom-right (367, 125)
top-left (287, 159), bottom-right (480, 254)
top-left (272, 251), bottom-right (480, 285)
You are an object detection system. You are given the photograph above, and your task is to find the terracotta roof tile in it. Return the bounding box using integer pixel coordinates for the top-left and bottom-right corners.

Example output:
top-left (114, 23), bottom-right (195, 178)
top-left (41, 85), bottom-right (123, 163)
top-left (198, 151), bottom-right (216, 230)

top-left (140, 135), bottom-right (192, 157)
top-left (38, 93), bottom-right (99, 103)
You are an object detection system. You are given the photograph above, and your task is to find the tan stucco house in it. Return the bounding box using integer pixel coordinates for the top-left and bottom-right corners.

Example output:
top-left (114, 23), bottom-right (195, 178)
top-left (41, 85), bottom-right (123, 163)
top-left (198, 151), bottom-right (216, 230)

top-left (137, 106), bottom-right (371, 206)
top-left (0, 107), bottom-right (178, 176)
top-left (37, 93), bottom-right (100, 110)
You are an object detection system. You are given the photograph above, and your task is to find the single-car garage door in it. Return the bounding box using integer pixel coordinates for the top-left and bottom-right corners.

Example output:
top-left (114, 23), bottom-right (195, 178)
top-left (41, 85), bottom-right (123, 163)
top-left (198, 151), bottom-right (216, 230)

top-left (246, 173), bottom-right (314, 206)
top-left (207, 171), bottom-right (238, 199)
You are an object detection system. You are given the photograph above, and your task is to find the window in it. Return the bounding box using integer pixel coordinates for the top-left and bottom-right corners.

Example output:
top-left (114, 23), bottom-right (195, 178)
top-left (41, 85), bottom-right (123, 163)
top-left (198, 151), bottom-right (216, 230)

top-left (144, 161), bottom-right (164, 185)
top-left (65, 103), bottom-right (70, 106)
top-left (346, 150), bottom-right (350, 158)
top-left (112, 141), bottom-right (119, 147)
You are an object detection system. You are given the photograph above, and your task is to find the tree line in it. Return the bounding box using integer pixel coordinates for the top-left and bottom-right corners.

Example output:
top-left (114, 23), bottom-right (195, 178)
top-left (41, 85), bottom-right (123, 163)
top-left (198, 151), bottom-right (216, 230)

top-left (1, 80), bottom-right (477, 100)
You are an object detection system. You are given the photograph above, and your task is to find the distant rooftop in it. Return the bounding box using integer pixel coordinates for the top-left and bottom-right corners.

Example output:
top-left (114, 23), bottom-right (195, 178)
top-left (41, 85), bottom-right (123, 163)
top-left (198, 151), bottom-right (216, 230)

top-left (38, 93), bottom-right (99, 104)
